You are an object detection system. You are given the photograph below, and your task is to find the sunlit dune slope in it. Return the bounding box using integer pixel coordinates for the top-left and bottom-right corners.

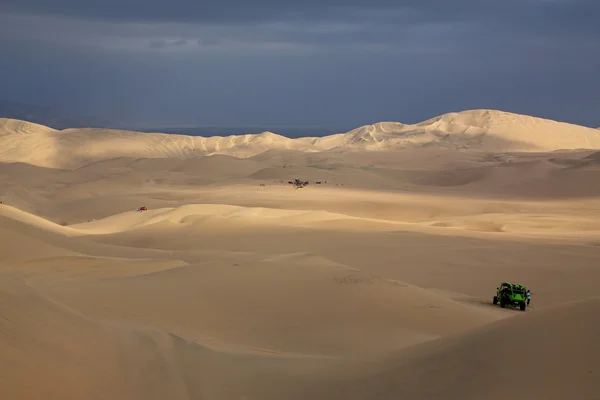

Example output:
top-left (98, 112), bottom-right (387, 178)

top-left (2, 109), bottom-right (600, 168)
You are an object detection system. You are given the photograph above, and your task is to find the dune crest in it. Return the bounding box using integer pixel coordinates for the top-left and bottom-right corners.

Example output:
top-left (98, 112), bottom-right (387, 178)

top-left (2, 109), bottom-right (600, 168)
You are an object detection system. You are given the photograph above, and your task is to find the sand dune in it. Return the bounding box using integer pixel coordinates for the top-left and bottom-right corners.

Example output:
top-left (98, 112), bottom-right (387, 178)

top-left (2, 109), bottom-right (600, 168)
top-left (280, 296), bottom-right (600, 400)
top-left (4, 267), bottom-right (596, 400)
top-left (40, 259), bottom-right (501, 357)
top-left (1, 200), bottom-right (599, 398)
top-left (1, 275), bottom-right (321, 400)
top-left (2, 108), bottom-right (600, 399)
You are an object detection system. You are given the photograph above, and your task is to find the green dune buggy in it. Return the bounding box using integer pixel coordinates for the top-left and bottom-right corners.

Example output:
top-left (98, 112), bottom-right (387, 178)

top-left (493, 282), bottom-right (527, 311)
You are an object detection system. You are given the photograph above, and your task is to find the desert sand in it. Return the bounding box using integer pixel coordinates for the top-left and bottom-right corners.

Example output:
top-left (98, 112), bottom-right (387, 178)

top-left (1, 109), bottom-right (600, 399)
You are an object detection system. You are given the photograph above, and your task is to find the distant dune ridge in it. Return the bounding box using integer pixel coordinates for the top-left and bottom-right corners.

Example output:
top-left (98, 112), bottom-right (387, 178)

top-left (2, 109), bottom-right (600, 168)
top-left (0, 99), bottom-right (115, 130)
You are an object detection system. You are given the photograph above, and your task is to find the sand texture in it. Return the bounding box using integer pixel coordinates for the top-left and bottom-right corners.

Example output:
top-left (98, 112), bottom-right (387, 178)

top-left (1, 109), bottom-right (600, 399)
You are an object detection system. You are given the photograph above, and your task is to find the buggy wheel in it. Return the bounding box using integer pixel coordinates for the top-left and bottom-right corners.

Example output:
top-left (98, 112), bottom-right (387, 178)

top-left (493, 296), bottom-right (498, 305)
top-left (520, 302), bottom-right (526, 311)
top-left (500, 297), bottom-right (506, 308)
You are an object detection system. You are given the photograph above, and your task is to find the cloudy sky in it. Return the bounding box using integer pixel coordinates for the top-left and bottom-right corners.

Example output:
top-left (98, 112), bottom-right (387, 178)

top-left (0, 0), bottom-right (598, 129)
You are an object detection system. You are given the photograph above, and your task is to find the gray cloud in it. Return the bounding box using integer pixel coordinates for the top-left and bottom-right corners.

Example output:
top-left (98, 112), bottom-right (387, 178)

top-left (149, 39), bottom-right (167, 49)
top-left (1, 0), bottom-right (503, 23)
top-left (197, 38), bottom-right (221, 47)
top-left (150, 38), bottom-right (189, 49)
top-left (0, 0), bottom-right (598, 128)
top-left (2, 1), bottom-right (598, 51)
top-left (2, 0), bottom-right (598, 33)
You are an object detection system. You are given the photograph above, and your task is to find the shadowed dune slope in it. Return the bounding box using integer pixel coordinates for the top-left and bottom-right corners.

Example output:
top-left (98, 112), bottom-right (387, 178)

top-left (0, 276), bottom-right (337, 400)
top-left (3, 275), bottom-right (594, 400)
top-left (283, 296), bottom-right (600, 400)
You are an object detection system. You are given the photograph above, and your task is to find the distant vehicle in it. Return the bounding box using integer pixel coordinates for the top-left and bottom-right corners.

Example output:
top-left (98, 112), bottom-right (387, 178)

top-left (493, 282), bottom-right (527, 311)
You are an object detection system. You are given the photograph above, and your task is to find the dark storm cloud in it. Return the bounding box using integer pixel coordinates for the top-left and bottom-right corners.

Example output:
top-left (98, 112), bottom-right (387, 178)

top-left (0, 0), bottom-right (598, 128)
top-left (1, 0), bottom-right (503, 23)
top-left (2, 0), bottom-right (597, 30)
top-left (2, 0), bottom-right (598, 59)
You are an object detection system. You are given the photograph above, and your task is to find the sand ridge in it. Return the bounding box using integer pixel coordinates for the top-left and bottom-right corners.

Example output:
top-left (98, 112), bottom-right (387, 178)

top-left (2, 109), bottom-right (600, 169)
